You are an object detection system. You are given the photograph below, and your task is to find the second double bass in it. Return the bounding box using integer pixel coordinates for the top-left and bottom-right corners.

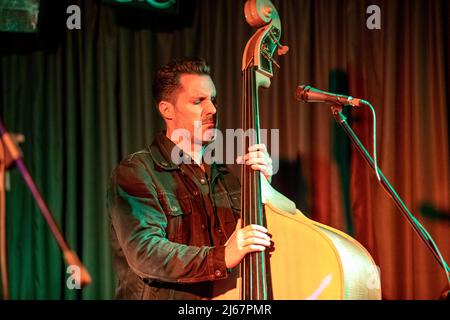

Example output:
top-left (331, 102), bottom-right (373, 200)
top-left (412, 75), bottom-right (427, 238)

top-left (213, 0), bottom-right (382, 300)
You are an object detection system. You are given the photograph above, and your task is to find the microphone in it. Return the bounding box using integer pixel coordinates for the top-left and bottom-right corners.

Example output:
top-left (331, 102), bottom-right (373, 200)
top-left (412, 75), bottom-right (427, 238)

top-left (295, 85), bottom-right (369, 107)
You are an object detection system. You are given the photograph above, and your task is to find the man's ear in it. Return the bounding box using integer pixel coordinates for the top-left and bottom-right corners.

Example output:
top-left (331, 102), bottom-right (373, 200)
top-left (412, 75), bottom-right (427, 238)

top-left (158, 101), bottom-right (174, 120)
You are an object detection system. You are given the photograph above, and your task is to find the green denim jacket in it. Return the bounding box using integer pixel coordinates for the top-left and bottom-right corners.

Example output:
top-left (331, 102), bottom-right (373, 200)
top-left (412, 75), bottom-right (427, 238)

top-left (107, 133), bottom-right (241, 299)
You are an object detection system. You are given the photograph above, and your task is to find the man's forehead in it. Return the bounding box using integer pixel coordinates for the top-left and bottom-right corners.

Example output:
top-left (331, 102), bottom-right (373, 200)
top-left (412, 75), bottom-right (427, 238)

top-left (179, 74), bottom-right (216, 97)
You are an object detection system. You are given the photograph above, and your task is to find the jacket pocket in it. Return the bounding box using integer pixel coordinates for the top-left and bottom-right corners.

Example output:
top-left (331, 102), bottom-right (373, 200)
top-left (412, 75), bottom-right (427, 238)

top-left (227, 190), bottom-right (241, 218)
top-left (213, 191), bottom-right (241, 239)
top-left (160, 193), bottom-right (192, 216)
top-left (159, 193), bottom-right (192, 243)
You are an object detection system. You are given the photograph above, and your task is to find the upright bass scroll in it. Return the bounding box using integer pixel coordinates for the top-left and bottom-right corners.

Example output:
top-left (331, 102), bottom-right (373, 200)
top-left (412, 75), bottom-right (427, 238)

top-left (242, 0), bottom-right (289, 78)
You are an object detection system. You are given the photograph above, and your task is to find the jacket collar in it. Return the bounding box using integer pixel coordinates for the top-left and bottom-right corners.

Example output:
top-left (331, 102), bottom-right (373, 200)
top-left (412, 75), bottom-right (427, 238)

top-left (148, 132), bottom-right (181, 171)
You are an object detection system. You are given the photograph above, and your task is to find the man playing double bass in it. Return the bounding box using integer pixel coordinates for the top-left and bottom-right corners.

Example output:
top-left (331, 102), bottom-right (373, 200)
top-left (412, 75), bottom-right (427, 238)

top-left (107, 58), bottom-right (273, 299)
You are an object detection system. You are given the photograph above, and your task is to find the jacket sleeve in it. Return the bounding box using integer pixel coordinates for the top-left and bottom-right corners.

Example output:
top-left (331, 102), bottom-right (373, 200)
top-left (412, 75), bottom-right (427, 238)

top-left (107, 159), bottom-right (228, 284)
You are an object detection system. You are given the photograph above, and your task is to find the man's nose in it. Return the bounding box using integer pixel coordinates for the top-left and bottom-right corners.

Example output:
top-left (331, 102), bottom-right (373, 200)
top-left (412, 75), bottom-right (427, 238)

top-left (205, 100), bottom-right (217, 115)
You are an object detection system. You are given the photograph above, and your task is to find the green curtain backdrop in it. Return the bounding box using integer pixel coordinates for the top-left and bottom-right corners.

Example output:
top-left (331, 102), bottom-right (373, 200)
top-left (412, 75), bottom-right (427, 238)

top-left (0, 0), bottom-right (449, 299)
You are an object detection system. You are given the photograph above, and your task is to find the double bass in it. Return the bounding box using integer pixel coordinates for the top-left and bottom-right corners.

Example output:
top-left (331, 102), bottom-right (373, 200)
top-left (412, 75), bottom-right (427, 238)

top-left (213, 0), bottom-right (382, 300)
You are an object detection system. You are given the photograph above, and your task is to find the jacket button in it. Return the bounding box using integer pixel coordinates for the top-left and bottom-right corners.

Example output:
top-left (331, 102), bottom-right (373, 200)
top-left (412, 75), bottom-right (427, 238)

top-left (217, 229), bottom-right (222, 233)
top-left (200, 178), bottom-right (207, 184)
top-left (201, 224), bottom-right (206, 230)
top-left (215, 270), bottom-right (222, 277)
top-left (171, 206), bottom-right (178, 212)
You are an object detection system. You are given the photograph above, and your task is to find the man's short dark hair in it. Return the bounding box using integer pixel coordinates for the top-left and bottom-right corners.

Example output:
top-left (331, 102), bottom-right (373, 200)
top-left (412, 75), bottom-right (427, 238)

top-left (152, 58), bottom-right (211, 105)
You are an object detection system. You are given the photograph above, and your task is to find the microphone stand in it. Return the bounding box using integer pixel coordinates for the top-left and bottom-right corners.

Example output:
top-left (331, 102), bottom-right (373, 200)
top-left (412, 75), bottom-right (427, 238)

top-left (330, 104), bottom-right (450, 300)
top-left (0, 118), bottom-right (91, 299)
